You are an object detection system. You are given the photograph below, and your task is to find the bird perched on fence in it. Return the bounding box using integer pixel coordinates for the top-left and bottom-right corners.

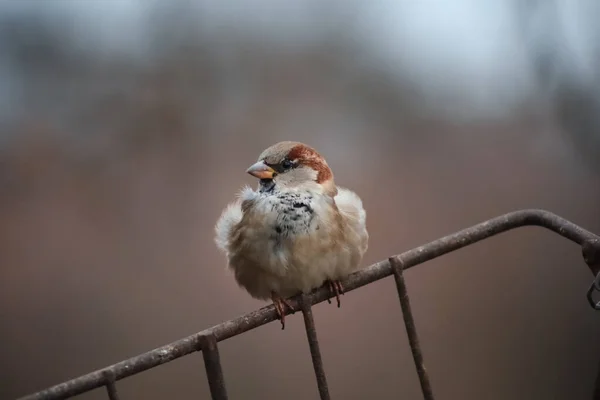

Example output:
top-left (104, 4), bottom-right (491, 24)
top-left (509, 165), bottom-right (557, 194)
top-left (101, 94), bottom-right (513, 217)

top-left (215, 141), bottom-right (368, 329)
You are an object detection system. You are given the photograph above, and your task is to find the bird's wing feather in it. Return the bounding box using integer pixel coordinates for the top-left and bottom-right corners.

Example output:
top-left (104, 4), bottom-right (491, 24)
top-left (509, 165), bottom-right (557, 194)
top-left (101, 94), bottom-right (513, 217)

top-left (334, 187), bottom-right (368, 255)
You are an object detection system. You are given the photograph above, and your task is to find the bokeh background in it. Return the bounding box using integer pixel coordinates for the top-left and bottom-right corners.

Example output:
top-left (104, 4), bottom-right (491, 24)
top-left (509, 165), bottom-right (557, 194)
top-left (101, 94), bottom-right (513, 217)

top-left (1, 1), bottom-right (600, 399)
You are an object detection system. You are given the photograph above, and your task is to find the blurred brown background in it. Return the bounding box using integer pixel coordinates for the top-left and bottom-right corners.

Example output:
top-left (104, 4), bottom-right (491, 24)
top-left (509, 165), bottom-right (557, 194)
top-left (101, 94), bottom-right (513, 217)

top-left (1, 1), bottom-right (600, 399)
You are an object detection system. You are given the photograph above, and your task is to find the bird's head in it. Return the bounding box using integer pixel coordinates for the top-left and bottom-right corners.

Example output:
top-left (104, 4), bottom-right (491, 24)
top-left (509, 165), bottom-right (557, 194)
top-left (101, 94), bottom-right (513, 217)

top-left (246, 141), bottom-right (336, 196)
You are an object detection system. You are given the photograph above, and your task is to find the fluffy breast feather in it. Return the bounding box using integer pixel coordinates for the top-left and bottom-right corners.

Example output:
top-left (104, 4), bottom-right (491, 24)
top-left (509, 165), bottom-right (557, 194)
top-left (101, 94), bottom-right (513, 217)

top-left (214, 186), bottom-right (254, 256)
top-left (214, 185), bottom-right (368, 300)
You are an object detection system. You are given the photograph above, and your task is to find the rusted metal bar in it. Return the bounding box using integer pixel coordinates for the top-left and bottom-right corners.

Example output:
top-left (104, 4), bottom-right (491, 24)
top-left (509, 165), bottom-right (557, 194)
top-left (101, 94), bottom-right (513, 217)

top-left (198, 334), bottom-right (228, 400)
top-left (390, 256), bottom-right (435, 400)
top-left (101, 371), bottom-right (120, 400)
top-left (18, 209), bottom-right (600, 400)
top-left (300, 294), bottom-right (331, 400)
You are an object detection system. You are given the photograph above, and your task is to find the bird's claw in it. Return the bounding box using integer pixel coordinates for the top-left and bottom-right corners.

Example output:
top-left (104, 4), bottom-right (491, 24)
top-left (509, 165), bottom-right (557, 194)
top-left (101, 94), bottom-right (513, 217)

top-left (271, 293), bottom-right (294, 330)
top-left (326, 279), bottom-right (344, 308)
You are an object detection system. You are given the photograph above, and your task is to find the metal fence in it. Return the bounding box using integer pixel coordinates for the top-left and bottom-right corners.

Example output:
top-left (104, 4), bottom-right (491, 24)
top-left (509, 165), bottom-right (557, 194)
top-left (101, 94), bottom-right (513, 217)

top-left (18, 209), bottom-right (600, 400)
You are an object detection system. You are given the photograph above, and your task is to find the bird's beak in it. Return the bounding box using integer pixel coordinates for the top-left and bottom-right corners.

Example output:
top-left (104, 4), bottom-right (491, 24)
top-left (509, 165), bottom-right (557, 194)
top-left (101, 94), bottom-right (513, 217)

top-left (246, 161), bottom-right (276, 179)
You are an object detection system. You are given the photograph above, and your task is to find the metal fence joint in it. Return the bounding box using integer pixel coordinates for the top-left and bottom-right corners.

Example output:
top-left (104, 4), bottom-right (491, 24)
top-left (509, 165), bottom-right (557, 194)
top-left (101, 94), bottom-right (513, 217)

top-left (101, 370), bottom-right (120, 400)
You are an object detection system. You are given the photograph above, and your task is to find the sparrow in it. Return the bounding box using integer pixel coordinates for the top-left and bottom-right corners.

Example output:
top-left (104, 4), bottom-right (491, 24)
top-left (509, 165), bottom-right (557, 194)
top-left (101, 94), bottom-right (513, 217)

top-left (214, 141), bottom-right (368, 329)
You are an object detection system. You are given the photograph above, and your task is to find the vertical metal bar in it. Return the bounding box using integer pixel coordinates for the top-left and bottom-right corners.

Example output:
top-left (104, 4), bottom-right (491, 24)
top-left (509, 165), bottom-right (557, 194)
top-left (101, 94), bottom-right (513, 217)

top-left (300, 294), bottom-right (331, 400)
top-left (198, 333), bottom-right (228, 400)
top-left (582, 240), bottom-right (600, 400)
top-left (390, 256), bottom-right (435, 400)
top-left (593, 357), bottom-right (600, 400)
top-left (102, 370), bottom-right (120, 400)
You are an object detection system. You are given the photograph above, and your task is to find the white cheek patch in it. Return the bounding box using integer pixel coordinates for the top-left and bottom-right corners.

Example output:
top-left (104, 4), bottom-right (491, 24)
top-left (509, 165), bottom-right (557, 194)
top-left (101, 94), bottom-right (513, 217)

top-left (276, 166), bottom-right (318, 187)
top-left (305, 167), bottom-right (318, 181)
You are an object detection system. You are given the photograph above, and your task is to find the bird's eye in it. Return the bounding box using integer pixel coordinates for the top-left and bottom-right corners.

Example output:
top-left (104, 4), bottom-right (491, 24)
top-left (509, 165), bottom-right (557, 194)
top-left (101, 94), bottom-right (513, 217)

top-left (281, 159), bottom-right (293, 170)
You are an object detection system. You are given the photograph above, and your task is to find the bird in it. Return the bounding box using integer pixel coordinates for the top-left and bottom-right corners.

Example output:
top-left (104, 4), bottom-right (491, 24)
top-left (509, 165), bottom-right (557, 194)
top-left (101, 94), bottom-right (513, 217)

top-left (214, 141), bottom-right (368, 329)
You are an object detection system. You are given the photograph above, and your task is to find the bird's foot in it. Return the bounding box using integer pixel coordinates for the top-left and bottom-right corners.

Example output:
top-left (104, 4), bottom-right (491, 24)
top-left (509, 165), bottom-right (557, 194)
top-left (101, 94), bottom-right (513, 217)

top-left (325, 279), bottom-right (344, 308)
top-left (271, 292), bottom-right (294, 330)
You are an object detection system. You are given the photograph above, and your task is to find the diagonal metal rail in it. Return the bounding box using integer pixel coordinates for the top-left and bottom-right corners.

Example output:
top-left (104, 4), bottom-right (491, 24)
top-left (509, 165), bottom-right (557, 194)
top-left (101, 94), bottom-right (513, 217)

top-left (17, 209), bottom-right (600, 400)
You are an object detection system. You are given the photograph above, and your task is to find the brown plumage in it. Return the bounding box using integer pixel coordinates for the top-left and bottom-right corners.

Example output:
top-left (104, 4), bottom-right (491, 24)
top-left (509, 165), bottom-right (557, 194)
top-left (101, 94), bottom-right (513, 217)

top-left (215, 141), bottom-right (368, 329)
